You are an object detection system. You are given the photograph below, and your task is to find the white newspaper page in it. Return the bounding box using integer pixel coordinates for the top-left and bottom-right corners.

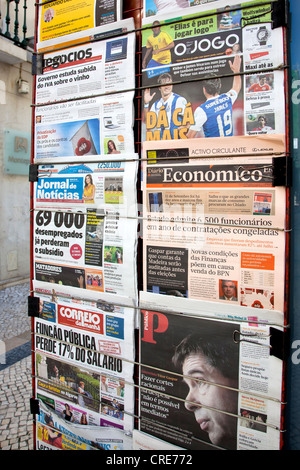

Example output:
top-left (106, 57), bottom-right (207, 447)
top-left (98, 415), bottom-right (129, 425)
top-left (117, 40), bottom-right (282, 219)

top-left (33, 206), bottom-right (138, 306)
top-left (36, 29), bottom-right (135, 104)
top-left (37, 0), bottom-right (122, 50)
top-left (141, 137), bottom-right (287, 324)
top-left (34, 92), bottom-right (135, 163)
top-left (139, 309), bottom-right (283, 450)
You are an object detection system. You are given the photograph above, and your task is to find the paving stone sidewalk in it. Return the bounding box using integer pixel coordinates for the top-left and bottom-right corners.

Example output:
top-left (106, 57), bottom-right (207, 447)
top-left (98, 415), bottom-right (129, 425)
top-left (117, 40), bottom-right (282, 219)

top-left (0, 356), bottom-right (34, 450)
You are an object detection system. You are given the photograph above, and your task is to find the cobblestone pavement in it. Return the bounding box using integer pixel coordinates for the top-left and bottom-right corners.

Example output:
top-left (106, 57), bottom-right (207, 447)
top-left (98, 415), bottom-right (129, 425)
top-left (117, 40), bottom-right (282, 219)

top-left (0, 356), bottom-right (33, 450)
top-left (0, 280), bottom-right (34, 450)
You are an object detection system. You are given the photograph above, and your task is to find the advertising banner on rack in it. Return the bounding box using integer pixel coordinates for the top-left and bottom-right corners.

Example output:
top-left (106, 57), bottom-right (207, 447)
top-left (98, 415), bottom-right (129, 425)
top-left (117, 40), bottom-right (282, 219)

top-left (32, 205), bottom-right (138, 305)
top-left (142, 0), bottom-right (275, 25)
top-left (139, 309), bottom-right (283, 450)
top-left (37, 0), bottom-right (122, 49)
top-left (36, 399), bottom-right (133, 450)
top-left (34, 91), bottom-right (135, 163)
top-left (141, 2), bottom-right (285, 142)
top-left (141, 137), bottom-right (287, 323)
top-left (36, 27), bottom-right (135, 104)
top-left (34, 158), bottom-right (138, 217)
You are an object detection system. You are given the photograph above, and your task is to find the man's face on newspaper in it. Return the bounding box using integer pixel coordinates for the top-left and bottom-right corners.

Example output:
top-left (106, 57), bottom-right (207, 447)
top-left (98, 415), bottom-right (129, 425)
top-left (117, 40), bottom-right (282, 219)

top-left (182, 352), bottom-right (237, 448)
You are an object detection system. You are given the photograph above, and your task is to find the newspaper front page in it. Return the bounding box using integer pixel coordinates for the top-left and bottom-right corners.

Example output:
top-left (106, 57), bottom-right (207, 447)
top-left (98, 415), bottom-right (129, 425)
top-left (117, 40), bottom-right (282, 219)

top-left (139, 309), bottom-right (283, 450)
top-left (141, 2), bottom-right (285, 143)
top-left (141, 136), bottom-right (286, 324)
top-left (34, 92), bottom-right (135, 163)
top-left (37, 0), bottom-right (122, 50)
top-left (33, 291), bottom-right (135, 446)
top-left (133, 430), bottom-right (185, 450)
top-left (34, 159), bottom-right (138, 217)
top-left (36, 399), bottom-right (133, 450)
top-left (36, 26), bottom-right (135, 104)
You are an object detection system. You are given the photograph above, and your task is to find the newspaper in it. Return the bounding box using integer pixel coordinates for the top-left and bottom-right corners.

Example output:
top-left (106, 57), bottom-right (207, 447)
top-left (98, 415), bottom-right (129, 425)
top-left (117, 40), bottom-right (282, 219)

top-left (33, 292), bottom-right (135, 431)
top-left (34, 293), bottom-right (136, 373)
top-left (37, 18), bottom-right (135, 54)
top-left (37, 0), bottom-right (122, 51)
top-left (139, 309), bottom-right (283, 450)
top-left (34, 158), bottom-right (138, 218)
top-left (140, 136), bottom-right (287, 324)
top-left (36, 399), bottom-right (133, 450)
top-left (34, 91), bottom-right (135, 163)
top-left (141, 2), bottom-right (285, 142)
top-left (36, 26), bottom-right (136, 104)
top-left (142, 0), bottom-right (275, 25)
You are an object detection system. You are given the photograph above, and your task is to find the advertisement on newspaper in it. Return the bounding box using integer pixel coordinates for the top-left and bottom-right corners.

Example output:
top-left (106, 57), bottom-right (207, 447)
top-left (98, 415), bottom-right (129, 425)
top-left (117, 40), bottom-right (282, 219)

top-left (33, 159), bottom-right (138, 218)
top-left (36, 29), bottom-right (135, 104)
top-left (141, 3), bottom-right (285, 142)
top-left (141, 136), bottom-right (287, 324)
top-left (139, 309), bottom-right (283, 450)
top-left (33, 205), bottom-right (138, 305)
top-left (34, 91), bottom-right (135, 163)
top-left (37, 0), bottom-right (122, 48)
top-left (36, 399), bottom-right (133, 450)
top-left (142, 0), bottom-right (274, 25)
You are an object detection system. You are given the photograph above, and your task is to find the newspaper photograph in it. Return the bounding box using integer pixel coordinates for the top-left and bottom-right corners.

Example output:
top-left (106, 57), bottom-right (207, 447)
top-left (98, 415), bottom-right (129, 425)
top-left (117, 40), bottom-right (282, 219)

top-left (141, 137), bottom-right (287, 322)
top-left (142, 0), bottom-right (274, 25)
top-left (139, 309), bottom-right (283, 450)
top-left (36, 29), bottom-right (135, 104)
top-left (34, 159), bottom-right (138, 218)
top-left (141, 3), bottom-right (285, 142)
top-left (33, 206), bottom-right (138, 305)
top-left (36, 399), bottom-right (133, 450)
top-left (37, 0), bottom-right (122, 50)
top-left (34, 91), bottom-right (135, 163)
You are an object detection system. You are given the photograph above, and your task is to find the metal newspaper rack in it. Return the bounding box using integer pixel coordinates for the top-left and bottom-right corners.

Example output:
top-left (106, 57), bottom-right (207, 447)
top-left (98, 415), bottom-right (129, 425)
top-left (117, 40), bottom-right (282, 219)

top-left (28, 0), bottom-right (290, 451)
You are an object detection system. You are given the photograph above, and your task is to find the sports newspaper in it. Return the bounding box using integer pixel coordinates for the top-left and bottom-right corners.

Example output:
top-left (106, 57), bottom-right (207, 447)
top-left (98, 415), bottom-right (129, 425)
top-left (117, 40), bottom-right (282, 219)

top-left (141, 2), bottom-right (285, 142)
